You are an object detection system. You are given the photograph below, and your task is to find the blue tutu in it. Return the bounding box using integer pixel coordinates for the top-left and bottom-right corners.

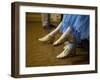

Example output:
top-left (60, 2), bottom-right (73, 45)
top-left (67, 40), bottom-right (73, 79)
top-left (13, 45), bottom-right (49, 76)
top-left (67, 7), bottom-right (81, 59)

top-left (60, 14), bottom-right (89, 44)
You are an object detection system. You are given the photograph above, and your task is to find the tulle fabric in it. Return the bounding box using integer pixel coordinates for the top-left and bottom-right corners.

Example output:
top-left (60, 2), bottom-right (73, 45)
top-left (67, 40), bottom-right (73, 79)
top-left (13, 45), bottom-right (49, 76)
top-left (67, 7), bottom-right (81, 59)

top-left (60, 14), bottom-right (89, 43)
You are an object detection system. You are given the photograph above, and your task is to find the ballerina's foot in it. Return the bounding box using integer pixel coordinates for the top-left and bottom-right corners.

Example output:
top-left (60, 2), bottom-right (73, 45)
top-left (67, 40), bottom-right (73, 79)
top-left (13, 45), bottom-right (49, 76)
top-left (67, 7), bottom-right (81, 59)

top-left (56, 43), bottom-right (75, 59)
top-left (38, 35), bottom-right (55, 43)
top-left (53, 39), bottom-right (64, 46)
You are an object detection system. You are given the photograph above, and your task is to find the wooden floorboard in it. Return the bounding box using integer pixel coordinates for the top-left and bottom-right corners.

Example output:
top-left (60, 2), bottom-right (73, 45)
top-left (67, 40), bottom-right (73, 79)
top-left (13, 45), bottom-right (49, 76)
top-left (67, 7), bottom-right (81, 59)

top-left (26, 21), bottom-right (89, 67)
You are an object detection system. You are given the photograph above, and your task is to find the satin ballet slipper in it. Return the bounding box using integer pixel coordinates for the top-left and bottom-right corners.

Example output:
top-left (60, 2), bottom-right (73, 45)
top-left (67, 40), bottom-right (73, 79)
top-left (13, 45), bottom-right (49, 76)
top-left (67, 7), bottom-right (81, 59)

top-left (53, 39), bottom-right (65, 46)
top-left (56, 43), bottom-right (75, 59)
top-left (38, 35), bottom-right (55, 43)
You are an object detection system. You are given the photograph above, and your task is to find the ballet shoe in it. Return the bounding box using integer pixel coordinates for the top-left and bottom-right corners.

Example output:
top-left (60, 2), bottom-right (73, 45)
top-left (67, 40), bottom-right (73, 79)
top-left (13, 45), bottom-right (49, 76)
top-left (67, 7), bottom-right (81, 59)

top-left (53, 39), bottom-right (64, 46)
top-left (56, 43), bottom-right (75, 59)
top-left (56, 46), bottom-right (72, 59)
top-left (38, 35), bottom-right (55, 43)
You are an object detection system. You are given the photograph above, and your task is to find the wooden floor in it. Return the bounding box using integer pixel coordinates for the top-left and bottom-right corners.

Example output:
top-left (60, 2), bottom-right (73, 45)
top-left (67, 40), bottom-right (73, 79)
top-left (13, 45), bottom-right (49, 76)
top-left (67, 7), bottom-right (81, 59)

top-left (26, 21), bottom-right (89, 67)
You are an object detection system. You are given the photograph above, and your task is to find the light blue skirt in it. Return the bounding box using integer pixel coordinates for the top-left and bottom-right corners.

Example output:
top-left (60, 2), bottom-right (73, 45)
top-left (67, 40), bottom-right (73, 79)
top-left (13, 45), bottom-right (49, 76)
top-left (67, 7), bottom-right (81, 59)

top-left (60, 14), bottom-right (89, 44)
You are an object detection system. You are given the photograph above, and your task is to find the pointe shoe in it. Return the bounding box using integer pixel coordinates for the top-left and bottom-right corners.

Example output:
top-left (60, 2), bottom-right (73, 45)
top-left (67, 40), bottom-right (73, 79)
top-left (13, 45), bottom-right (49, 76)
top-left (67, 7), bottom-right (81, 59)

top-left (38, 35), bottom-right (55, 43)
top-left (56, 46), bottom-right (71, 59)
top-left (53, 39), bottom-right (64, 46)
top-left (56, 43), bottom-right (75, 59)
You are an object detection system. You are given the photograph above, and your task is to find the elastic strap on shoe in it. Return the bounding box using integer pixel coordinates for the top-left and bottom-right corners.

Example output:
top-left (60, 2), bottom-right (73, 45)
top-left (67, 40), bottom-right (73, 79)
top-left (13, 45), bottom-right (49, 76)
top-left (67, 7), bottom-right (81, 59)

top-left (65, 42), bottom-right (75, 49)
